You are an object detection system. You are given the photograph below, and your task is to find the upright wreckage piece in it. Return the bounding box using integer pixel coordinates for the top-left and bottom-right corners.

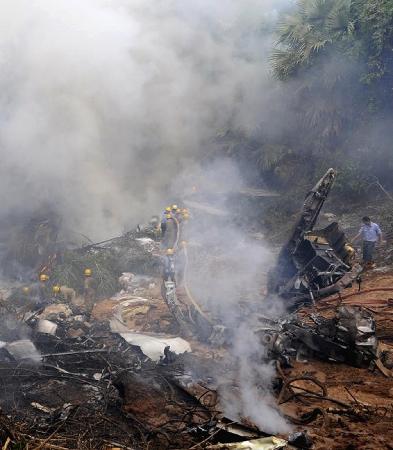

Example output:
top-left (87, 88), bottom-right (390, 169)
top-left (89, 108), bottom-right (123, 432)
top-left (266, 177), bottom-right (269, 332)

top-left (269, 168), bottom-right (358, 304)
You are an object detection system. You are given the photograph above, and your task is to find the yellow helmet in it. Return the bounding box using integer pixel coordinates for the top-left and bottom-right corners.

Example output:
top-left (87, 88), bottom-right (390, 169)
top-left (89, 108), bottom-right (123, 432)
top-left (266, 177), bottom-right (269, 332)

top-left (166, 248), bottom-right (174, 256)
top-left (84, 268), bottom-right (92, 277)
top-left (22, 287), bottom-right (30, 294)
top-left (165, 207), bottom-right (171, 212)
top-left (344, 243), bottom-right (355, 257)
top-left (171, 204), bottom-right (178, 211)
top-left (52, 285), bottom-right (61, 294)
top-left (39, 274), bottom-right (49, 282)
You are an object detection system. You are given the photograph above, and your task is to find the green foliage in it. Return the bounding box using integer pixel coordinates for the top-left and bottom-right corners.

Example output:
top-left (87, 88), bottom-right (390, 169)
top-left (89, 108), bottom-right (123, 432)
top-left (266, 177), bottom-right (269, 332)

top-left (266, 0), bottom-right (393, 197)
top-left (216, 1), bottom-right (393, 204)
top-left (331, 162), bottom-right (373, 198)
top-left (273, 0), bottom-right (393, 104)
top-left (51, 249), bottom-right (121, 298)
top-left (356, 0), bottom-right (393, 81)
top-left (272, 0), bottom-right (354, 80)
top-left (255, 144), bottom-right (293, 171)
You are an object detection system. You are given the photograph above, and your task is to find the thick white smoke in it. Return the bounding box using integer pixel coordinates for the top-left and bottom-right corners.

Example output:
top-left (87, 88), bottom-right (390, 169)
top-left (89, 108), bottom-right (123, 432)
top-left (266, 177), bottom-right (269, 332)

top-left (179, 159), bottom-right (290, 433)
top-left (0, 0), bottom-right (289, 240)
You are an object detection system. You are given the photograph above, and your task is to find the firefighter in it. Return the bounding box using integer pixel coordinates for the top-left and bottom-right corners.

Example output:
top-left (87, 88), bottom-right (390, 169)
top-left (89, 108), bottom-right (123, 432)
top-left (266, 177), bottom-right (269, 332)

top-left (22, 286), bottom-right (30, 295)
top-left (163, 248), bottom-right (176, 283)
top-left (52, 284), bottom-right (76, 303)
top-left (179, 210), bottom-right (190, 243)
top-left (83, 268), bottom-right (96, 313)
top-left (162, 213), bottom-right (178, 249)
top-left (38, 273), bottom-right (50, 304)
top-left (161, 207), bottom-right (172, 236)
top-left (52, 284), bottom-right (61, 300)
top-left (60, 285), bottom-right (77, 303)
top-left (149, 215), bottom-right (161, 240)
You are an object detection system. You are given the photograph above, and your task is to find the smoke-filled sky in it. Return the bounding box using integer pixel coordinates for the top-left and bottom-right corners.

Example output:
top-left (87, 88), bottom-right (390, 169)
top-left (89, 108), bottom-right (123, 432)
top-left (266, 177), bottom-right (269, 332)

top-left (0, 0), bottom-right (291, 240)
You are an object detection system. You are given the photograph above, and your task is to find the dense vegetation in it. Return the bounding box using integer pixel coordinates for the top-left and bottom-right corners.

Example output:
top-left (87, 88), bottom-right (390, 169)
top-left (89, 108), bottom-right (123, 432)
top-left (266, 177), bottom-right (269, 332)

top-left (220, 0), bottom-right (393, 201)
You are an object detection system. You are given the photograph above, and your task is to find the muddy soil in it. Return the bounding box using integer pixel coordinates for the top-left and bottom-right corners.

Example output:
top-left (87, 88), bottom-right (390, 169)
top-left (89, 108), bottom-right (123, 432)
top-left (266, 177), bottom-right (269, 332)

top-left (287, 269), bottom-right (393, 450)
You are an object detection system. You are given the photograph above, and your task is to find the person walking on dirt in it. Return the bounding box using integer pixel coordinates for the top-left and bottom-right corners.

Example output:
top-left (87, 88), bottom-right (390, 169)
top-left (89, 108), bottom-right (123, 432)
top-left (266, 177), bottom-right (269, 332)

top-left (352, 216), bottom-right (383, 267)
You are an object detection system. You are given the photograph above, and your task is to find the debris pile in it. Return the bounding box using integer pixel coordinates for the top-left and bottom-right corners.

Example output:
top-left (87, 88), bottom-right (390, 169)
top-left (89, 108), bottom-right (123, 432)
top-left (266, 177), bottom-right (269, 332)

top-left (258, 305), bottom-right (377, 368)
top-left (0, 178), bottom-right (393, 449)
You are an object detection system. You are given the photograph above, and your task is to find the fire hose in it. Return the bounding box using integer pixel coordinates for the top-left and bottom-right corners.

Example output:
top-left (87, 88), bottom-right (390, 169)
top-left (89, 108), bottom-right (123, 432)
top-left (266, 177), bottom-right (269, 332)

top-left (182, 245), bottom-right (212, 324)
top-left (173, 217), bottom-right (180, 249)
top-left (161, 216), bottom-right (212, 333)
top-left (324, 287), bottom-right (393, 304)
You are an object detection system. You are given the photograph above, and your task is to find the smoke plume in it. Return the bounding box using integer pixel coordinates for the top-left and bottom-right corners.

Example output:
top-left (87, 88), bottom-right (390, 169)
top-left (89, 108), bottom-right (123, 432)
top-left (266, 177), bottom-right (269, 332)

top-left (0, 0), bottom-right (289, 240)
top-left (182, 159), bottom-right (290, 433)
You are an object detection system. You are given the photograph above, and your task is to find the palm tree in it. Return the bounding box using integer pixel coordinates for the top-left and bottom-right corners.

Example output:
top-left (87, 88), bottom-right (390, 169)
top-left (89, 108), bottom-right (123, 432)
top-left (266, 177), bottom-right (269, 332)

top-left (272, 0), bottom-right (354, 80)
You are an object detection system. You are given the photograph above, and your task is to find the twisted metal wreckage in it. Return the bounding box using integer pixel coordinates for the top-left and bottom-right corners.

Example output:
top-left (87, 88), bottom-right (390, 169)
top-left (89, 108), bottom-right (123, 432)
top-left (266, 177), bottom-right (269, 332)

top-left (0, 168), bottom-right (389, 449)
top-left (160, 169), bottom-right (377, 368)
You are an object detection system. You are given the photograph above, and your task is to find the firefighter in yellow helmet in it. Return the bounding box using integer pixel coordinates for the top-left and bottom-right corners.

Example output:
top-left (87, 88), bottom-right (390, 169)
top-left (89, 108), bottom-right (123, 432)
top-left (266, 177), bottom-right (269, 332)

top-left (38, 273), bottom-right (50, 304)
top-left (52, 285), bottom-right (61, 298)
top-left (50, 284), bottom-right (77, 303)
top-left (173, 204), bottom-right (183, 219)
top-left (161, 205), bottom-right (173, 236)
top-left (178, 210), bottom-right (190, 244)
top-left (162, 212), bottom-right (178, 249)
top-left (83, 268), bottom-right (96, 314)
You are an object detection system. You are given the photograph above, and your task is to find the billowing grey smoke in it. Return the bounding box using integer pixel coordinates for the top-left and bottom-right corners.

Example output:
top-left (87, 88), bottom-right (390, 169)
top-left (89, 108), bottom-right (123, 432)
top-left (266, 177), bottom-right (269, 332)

top-left (181, 159), bottom-right (290, 433)
top-left (0, 0), bottom-right (289, 240)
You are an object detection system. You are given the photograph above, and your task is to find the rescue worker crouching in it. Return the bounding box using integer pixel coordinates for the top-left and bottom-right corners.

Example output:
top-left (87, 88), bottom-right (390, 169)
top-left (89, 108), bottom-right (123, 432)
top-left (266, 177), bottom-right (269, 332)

top-left (52, 284), bottom-right (77, 304)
